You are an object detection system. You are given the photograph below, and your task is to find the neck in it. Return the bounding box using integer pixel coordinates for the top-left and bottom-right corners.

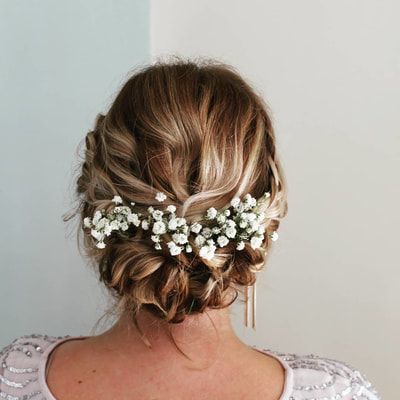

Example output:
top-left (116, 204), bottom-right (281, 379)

top-left (93, 305), bottom-right (246, 365)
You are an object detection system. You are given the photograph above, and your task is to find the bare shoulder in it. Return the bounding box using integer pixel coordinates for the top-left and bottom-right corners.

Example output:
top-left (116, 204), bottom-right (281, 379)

top-left (263, 347), bottom-right (382, 400)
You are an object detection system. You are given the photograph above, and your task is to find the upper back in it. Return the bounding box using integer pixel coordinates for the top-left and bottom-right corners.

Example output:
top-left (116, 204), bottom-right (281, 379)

top-left (0, 333), bottom-right (381, 400)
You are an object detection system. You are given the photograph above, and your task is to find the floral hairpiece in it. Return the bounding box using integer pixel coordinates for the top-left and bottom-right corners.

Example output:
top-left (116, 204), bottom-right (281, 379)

top-left (83, 191), bottom-right (278, 261)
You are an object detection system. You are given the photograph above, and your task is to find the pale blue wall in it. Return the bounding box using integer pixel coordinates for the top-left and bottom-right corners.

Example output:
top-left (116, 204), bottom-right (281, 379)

top-left (0, 0), bottom-right (150, 346)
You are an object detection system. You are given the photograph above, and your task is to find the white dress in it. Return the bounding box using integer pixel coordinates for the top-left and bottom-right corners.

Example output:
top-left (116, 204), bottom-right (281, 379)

top-left (0, 333), bottom-right (381, 399)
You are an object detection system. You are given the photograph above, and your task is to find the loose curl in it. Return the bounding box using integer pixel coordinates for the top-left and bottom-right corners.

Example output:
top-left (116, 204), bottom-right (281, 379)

top-left (63, 56), bottom-right (288, 339)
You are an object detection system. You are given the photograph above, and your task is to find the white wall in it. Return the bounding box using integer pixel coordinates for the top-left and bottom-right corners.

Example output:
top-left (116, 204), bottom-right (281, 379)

top-left (151, 1), bottom-right (400, 397)
top-left (0, 0), bottom-right (149, 345)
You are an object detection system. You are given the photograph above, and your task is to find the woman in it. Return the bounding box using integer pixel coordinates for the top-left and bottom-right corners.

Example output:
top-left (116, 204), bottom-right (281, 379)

top-left (0, 58), bottom-right (381, 399)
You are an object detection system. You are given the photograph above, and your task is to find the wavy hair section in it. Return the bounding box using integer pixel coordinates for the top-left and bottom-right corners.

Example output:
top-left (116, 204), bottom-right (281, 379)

top-left (63, 56), bottom-right (288, 332)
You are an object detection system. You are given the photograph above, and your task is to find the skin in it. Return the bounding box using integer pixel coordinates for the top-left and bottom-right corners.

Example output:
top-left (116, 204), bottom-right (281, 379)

top-left (46, 293), bottom-right (286, 400)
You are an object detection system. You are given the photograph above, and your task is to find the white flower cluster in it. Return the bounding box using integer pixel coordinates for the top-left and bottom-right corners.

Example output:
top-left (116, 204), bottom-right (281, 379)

top-left (83, 191), bottom-right (279, 260)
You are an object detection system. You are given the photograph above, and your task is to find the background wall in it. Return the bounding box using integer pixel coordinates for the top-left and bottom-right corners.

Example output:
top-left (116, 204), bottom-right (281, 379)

top-left (0, 0), bottom-right (149, 342)
top-left (150, 0), bottom-right (399, 397)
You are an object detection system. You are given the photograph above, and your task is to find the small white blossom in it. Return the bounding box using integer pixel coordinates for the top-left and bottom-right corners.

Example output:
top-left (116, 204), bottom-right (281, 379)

top-left (154, 242), bottom-right (162, 250)
top-left (104, 223), bottom-right (112, 236)
top-left (166, 205), bottom-right (176, 213)
top-left (151, 234), bottom-right (160, 242)
top-left (243, 193), bottom-right (257, 207)
top-left (257, 225), bottom-right (265, 235)
top-left (206, 207), bottom-right (218, 220)
top-left (226, 219), bottom-right (236, 228)
top-left (141, 220), bottom-right (150, 230)
top-left (199, 240), bottom-right (217, 260)
top-left (217, 235), bottom-right (229, 247)
top-left (190, 222), bottom-right (202, 234)
top-left (230, 197), bottom-right (240, 208)
top-left (130, 201), bottom-right (135, 206)
top-left (92, 210), bottom-right (103, 225)
top-left (152, 221), bottom-right (167, 234)
top-left (167, 241), bottom-right (182, 256)
top-left (223, 209), bottom-right (231, 216)
top-left (175, 217), bottom-right (186, 227)
top-left (250, 235), bottom-right (263, 249)
top-left (199, 241), bottom-right (217, 260)
top-left (270, 231), bottom-right (279, 241)
top-left (110, 220), bottom-right (120, 230)
top-left (212, 226), bottom-right (221, 234)
top-left (202, 227), bottom-right (212, 238)
top-left (120, 221), bottom-right (129, 231)
top-left (194, 234), bottom-right (206, 247)
top-left (236, 241), bottom-right (245, 251)
top-left (152, 210), bottom-right (164, 221)
top-left (168, 218), bottom-right (179, 230)
top-left (185, 244), bottom-right (192, 253)
top-left (155, 191), bottom-right (167, 202)
top-left (264, 191), bottom-right (271, 198)
top-left (216, 214), bottom-right (226, 223)
top-left (239, 220), bottom-right (248, 228)
top-left (112, 195), bottom-right (123, 204)
top-left (90, 229), bottom-right (103, 241)
top-left (83, 217), bottom-right (92, 228)
top-left (172, 233), bottom-right (188, 244)
top-left (225, 226), bottom-right (237, 238)
top-left (96, 241), bottom-right (106, 249)
top-left (127, 213), bottom-right (141, 227)
top-left (147, 206), bottom-right (154, 213)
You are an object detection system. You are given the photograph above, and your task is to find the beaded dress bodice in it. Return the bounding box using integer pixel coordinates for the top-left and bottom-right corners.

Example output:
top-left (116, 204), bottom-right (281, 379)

top-left (0, 333), bottom-right (381, 400)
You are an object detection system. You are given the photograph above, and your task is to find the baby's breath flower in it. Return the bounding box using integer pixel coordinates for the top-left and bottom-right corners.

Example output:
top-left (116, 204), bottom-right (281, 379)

top-left (206, 207), bottom-right (218, 220)
top-left (92, 210), bottom-right (103, 225)
top-left (91, 229), bottom-right (104, 241)
top-left (104, 223), bottom-right (112, 236)
top-left (190, 222), bottom-right (202, 234)
top-left (167, 241), bottom-right (182, 256)
top-left (166, 205), bottom-right (176, 213)
top-left (270, 231), bottom-right (279, 241)
top-left (194, 234), bottom-right (206, 247)
top-left (141, 220), bottom-right (150, 230)
top-left (127, 213), bottom-right (141, 227)
top-left (217, 235), bottom-right (229, 247)
top-left (168, 218), bottom-right (179, 231)
top-left (83, 191), bottom-right (278, 255)
top-left (112, 195), bottom-right (123, 204)
top-left (239, 220), bottom-right (248, 228)
top-left (83, 217), bottom-right (92, 228)
top-left (199, 239), bottom-right (217, 260)
top-left (250, 235), bottom-right (263, 249)
top-left (230, 197), bottom-right (240, 208)
top-left (172, 233), bottom-right (188, 244)
top-left (236, 241), bottom-right (245, 251)
top-left (152, 221), bottom-right (167, 235)
top-left (201, 227), bottom-right (212, 238)
top-left (151, 234), bottom-right (160, 242)
top-left (155, 191), bottom-right (167, 202)
top-left (120, 221), bottom-right (129, 231)
top-left (152, 210), bottom-right (164, 221)
top-left (216, 214), bottom-right (226, 224)
top-left (175, 217), bottom-right (186, 227)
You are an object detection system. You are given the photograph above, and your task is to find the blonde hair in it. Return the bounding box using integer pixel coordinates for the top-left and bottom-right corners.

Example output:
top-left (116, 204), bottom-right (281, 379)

top-left (64, 56), bottom-right (288, 334)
